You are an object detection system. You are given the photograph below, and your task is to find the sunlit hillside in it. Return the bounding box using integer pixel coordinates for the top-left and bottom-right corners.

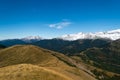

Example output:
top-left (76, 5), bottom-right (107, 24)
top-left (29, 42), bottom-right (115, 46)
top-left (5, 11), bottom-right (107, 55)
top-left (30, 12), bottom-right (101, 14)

top-left (0, 45), bottom-right (96, 80)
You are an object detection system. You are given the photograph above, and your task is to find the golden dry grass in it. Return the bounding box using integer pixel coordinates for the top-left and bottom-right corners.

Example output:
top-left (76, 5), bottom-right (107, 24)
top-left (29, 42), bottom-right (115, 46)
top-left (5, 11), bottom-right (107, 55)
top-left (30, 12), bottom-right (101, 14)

top-left (0, 45), bottom-right (96, 80)
top-left (0, 64), bottom-right (71, 80)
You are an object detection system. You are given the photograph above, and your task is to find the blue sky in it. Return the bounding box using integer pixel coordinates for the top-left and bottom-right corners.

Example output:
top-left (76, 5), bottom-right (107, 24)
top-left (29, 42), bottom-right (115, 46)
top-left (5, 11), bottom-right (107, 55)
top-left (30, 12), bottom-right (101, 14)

top-left (0, 0), bottom-right (120, 40)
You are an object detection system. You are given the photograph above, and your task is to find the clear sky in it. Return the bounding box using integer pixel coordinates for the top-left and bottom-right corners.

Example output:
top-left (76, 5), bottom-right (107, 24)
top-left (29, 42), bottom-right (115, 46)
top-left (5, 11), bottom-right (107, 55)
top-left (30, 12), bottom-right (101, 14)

top-left (0, 0), bottom-right (120, 40)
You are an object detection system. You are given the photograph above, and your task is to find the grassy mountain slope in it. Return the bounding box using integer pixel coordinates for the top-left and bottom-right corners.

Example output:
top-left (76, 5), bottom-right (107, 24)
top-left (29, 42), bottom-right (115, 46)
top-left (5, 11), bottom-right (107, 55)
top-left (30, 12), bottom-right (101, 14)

top-left (80, 39), bottom-right (120, 73)
top-left (71, 55), bottom-right (120, 80)
top-left (0, 45), bottom-right (96, 80)
top-left (0, 64), bottom-right (71, 80)
top-left (73, 39), bottom-right (120, 79)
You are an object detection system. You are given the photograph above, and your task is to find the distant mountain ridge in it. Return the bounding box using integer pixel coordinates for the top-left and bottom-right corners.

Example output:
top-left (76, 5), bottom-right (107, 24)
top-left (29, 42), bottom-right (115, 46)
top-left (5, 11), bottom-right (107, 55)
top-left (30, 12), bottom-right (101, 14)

top-left (0, 36), bottom-right (42, 46)
top-left (0, 29), bottom-right (120, 47)
top-left (0, 39), bottom-right (26, 47)
top-left (33, 38), bottom-right (111, 55)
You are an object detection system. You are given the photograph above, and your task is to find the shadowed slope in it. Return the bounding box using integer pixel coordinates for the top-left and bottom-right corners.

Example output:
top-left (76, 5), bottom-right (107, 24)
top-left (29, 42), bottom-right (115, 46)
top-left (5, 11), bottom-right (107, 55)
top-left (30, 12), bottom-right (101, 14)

top-left (79, 39), bottom-right (120, 74)
top-left (0, 44), bottom-right (6, 49)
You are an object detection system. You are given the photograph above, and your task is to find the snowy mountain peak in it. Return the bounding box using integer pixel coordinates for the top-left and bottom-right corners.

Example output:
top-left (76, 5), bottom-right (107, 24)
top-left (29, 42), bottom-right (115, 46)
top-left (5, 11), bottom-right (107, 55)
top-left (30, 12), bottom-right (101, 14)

top-left (60, 29), bottom-right (120, 41)
top-left (22, 36), bottom-right (42, 40)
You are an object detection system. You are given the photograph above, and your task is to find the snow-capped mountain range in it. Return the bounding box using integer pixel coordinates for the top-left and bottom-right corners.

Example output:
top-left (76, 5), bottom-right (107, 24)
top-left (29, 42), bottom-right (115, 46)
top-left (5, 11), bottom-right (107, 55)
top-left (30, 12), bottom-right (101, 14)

top-left (22, 36), bottom-right (42, 40)
top-left (1, 29), bottom-right (120, 42)
top-left (22, 36), bottom-right (42, 43)
top-left (60, 29), bottom-right (120, 40)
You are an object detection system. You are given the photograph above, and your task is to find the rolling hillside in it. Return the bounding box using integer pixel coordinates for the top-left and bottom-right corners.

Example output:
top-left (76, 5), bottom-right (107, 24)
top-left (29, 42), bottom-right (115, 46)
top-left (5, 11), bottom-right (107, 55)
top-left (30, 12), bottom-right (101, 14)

top-left (0, 45), bottom-right (96, 80)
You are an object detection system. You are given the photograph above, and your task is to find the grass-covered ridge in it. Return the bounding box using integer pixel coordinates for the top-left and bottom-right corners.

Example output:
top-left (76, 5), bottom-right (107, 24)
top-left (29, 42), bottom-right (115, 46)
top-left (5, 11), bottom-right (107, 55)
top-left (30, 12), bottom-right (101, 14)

top-left (0, 45), bottom-right (96, 80)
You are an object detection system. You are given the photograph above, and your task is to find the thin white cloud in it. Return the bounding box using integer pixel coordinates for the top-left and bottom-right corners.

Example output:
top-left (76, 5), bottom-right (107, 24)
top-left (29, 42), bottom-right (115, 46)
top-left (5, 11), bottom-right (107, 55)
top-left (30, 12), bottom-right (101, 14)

top-left (49, 21), bottom-right (71, 29)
